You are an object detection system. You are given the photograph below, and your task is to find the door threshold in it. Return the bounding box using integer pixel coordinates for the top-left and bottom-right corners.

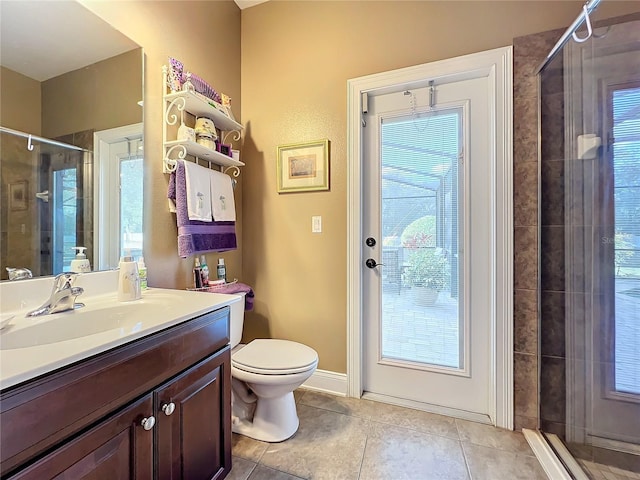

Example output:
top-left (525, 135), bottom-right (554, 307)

top-left (362, 391), bottom-right (492, 425)
top-left (522, 429), bottom-right (588, 480)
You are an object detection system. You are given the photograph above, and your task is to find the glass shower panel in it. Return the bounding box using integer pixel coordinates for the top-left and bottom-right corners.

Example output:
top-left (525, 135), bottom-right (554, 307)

top-left (539, 14), bottom-right (640, 475)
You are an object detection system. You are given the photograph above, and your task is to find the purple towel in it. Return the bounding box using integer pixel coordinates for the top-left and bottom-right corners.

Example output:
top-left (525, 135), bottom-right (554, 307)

top-left (168, 160), bottom-right (237, 258)
top-left (207, 282), bottom-right (254, 311)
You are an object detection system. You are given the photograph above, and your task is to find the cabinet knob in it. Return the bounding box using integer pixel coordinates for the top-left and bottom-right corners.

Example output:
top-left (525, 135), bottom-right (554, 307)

top-left (162, 402), bottom-right (176, 416)
top-left (140, 416), bottom-right (156, 431)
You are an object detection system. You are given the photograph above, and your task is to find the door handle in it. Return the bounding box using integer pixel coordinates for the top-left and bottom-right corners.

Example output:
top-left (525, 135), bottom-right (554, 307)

top-left (365, 258), bottom-right (383, 269)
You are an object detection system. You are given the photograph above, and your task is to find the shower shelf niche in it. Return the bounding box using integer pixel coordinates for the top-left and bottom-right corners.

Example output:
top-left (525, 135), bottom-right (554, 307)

top-left (162, 66), bottom-right (244, 174)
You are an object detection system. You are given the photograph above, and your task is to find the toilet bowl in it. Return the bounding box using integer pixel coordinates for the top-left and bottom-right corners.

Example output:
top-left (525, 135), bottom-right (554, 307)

top-left (229, 294), bottom-right (318, 442)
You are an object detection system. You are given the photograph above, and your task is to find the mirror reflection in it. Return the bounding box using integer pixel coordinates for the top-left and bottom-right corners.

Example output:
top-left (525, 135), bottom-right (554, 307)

top-left (0, 1), bottom-right (144, 280)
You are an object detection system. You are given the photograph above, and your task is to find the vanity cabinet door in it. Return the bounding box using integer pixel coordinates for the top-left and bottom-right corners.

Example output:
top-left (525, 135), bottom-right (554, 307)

top-left (8, 395), bottom-right (154, 480)
top-left (155, 347), bottom-right (231, 480)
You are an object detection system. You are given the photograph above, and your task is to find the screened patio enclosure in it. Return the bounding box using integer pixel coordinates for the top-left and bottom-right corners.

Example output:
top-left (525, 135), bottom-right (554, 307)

top-left (378, 108), bottom-right (463, 370)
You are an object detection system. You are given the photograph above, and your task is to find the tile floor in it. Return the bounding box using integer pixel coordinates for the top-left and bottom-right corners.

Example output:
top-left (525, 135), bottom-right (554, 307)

top-left (579, 459), bottom-right (640, 480)
top-left (227, 390), bottom-right (548, 480)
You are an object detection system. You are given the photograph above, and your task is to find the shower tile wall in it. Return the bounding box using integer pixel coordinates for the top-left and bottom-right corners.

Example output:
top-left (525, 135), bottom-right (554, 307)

top-left (512, 29), bottom-right (564, 432)
top-left (539, 53), bottom-right (568, 438)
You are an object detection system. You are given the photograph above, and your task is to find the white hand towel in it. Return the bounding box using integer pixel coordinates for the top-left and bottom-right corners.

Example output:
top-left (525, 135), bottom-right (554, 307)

top-left (182, 160), bottom-right (212, 222)
top-left (210, 170), bottom-right (236, 222)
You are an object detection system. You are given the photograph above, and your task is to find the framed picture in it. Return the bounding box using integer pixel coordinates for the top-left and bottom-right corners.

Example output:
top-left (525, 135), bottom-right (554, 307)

top-left (277, 139), bottom-right (329, 193)
top-left (9, 181), bottom-right (28, 211)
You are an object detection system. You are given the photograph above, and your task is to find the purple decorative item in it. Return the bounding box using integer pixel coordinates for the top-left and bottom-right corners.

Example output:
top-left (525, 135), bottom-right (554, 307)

top-left (168, 160), bottom-right (237, 257)
top-left (215, 140), bottom-right (232, 157)
top-left (167, 57), bottom-right (184, 92)
top-left (184, 71), bottom-right (221, 104)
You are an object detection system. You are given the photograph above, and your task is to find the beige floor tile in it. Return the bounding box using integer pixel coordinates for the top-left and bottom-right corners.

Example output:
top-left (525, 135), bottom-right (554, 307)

top-left (602, 471), bottom-right (624, 480)
top-left (232, 433), bottom-right (269, 462)
top-left (227, 456), bottom-right (257, 480)
top-left (259, 404), bottom-right (369, 480)
top-left (455, 418), bottom-right (533, 454)
top-left (294, 388), bottom-right (305, 404)
top-left (248, 464), bottom-right (307, 480)
top-left (369, 400), bottom-right (460, 439)
top-left (359, 422), bottom-right (470, 480)
top-left (462, 442), bottom-right (547, 480)
top-left (609, 465), bottom-right (640, 479)
top-left (298, 390), bottom-right (378, 419)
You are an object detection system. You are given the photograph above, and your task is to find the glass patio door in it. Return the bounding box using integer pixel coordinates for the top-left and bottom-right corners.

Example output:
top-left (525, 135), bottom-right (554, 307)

top-left (362, 75), bottom-right (493, 417)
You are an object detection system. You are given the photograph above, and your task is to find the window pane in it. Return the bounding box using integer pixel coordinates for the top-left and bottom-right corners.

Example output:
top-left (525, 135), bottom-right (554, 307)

top-left (380, 109), bottom-right (463, 369)
top-left (120, 156), bottom-right (143, 259)
top-left (52, 168), bottom-right (77, 274)
top-left (613, 86), bottom-right (640, 395)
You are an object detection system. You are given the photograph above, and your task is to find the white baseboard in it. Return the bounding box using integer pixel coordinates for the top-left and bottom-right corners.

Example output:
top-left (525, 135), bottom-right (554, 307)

top-left (522, 429), bottom-right (573, 480)
top-left (302, 369), bottom-right (348, 396)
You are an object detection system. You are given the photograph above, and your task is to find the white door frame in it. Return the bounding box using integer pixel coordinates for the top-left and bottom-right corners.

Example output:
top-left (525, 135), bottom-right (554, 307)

top-left (346, 46), bottom-right (514, 429)
top-left (93, 123), bottom-right (143, 270)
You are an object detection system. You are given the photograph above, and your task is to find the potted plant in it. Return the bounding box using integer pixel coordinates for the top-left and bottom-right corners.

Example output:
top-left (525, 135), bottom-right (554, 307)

top-left (404, 247), bottom-right (449, 306)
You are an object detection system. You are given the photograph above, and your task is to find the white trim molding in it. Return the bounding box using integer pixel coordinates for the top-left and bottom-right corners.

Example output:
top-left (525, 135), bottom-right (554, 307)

top-left (302, 369), bottom-right (348, 397)
top-left (346, 46), bottom-right (513, 429)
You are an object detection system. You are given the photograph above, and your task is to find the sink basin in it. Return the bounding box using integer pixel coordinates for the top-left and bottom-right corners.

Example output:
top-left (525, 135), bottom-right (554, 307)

top-left (0, 292), bottom-right (182, 350)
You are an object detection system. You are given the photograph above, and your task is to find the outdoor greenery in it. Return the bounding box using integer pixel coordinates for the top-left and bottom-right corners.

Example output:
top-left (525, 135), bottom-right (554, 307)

top-left (401, 217), bottom-right (450, 291)
top-left (404, 247), bottom-right (449, 291)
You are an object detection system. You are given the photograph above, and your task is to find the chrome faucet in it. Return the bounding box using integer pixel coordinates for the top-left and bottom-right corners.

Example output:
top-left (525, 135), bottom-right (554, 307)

top-left (6, 267), bottom-right (33, 281)
top-left (26, 273), bottom-right (85, 317)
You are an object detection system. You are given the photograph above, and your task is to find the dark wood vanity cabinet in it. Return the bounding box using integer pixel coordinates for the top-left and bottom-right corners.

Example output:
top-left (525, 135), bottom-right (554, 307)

top-left (156, 350), bottom-right (230, 480)
top-left (8, 395), bottom-right (155, 479)
top-left (0, 307), bottom-right (232, 480)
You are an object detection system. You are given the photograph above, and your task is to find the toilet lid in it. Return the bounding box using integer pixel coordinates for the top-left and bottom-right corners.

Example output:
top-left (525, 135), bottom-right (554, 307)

top-left (232, 339), bottom-right (318, 375)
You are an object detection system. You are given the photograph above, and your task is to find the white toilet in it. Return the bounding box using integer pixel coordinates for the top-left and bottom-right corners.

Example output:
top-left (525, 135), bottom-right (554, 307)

top-left (229, 294), bottom-right (318, 442)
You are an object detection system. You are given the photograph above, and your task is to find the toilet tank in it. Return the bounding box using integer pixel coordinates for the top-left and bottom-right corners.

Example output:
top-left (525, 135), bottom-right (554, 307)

top-left (229, 293), bottom-right (245, 348)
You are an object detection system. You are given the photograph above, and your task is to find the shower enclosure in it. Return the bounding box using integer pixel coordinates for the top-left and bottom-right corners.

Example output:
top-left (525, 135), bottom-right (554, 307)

top-left (538, 7), bottom-right (640, 478)
top-left (0, 128), bottom-right (92, 278)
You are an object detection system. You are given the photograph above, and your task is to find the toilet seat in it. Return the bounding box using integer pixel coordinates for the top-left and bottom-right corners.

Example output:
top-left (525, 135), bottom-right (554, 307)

top-left (232, 339), bottom-right (318, 375)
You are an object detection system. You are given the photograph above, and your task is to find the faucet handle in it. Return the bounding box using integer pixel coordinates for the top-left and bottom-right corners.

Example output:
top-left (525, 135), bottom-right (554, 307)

top-left (53, 272), bottom-right (79, 290)
top-left (6, 267), bottom-right (33, 281)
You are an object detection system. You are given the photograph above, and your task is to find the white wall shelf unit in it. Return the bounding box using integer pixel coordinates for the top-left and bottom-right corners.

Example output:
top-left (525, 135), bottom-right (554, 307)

top-left (162, 65), bottom-right (244, 174)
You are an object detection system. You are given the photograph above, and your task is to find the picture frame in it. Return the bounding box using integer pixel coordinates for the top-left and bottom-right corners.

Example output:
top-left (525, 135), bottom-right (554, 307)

top-left (9, 180), bottom-right (28, 211)
top-left (277, 139), bottom-right (330, 193)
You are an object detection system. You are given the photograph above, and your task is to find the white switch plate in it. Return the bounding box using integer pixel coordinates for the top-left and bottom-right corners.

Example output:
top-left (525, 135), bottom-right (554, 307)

top-left (312, 216), bottom-right (322, 233)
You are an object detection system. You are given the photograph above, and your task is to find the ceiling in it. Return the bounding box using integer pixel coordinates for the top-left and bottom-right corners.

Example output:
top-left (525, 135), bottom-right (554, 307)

top-left (234, 0), bottom-right (270, 9)
top-left (0, 1), bottom-right (139, 81)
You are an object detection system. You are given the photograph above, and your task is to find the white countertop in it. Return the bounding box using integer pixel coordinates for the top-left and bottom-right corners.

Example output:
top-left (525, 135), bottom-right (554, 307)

top-left (0, 279), bottom-right (240, 390)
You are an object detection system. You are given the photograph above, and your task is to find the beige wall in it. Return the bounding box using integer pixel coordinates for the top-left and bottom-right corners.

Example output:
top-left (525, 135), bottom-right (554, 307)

top-left (80, 0), bottom-right (639, 375)
top-left (0, 66), bottom-right (41, 134)
top-left (81, 1), bottom-right (243, 289)
top-left (42, 49), bottom-right (142, 139)
top-left (240, 1), bottom-right (640, 373)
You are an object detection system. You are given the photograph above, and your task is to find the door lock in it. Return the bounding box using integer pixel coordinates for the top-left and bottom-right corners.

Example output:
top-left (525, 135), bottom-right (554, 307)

top-left (365, 237), bottom-right (376, 247)
top-left (365, 258), bottom-right (383, 269)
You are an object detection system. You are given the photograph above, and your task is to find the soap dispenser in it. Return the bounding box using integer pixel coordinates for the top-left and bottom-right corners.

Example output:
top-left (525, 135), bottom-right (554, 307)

top-left (70, 247), bottom-right (91, 273)
top-left (118, 255), bottom-right (141, 302)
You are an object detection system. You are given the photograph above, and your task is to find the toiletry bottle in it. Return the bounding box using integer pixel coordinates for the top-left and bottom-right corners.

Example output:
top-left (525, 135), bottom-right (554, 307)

top-left (194, 257), bottom-right (203, 289)
top-left (200, 255), bottom-right (209, 285)
top-left (137, 257), bottom-right (148, 290)
top-left (70, 247), bottom-right (91, 273)
top-left (118, 255), bottom-right (141, 302)
top-left (217, 258), bottom-right (226, 282)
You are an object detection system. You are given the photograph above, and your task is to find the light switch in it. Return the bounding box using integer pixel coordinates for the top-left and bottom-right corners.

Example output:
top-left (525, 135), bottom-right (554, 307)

top-left (312, 216), bottom-right (322, 233)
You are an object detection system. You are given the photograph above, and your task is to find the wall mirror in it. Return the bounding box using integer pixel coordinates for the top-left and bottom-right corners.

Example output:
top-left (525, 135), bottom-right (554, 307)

top-left (0, 1), bottom-right (144, 280)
